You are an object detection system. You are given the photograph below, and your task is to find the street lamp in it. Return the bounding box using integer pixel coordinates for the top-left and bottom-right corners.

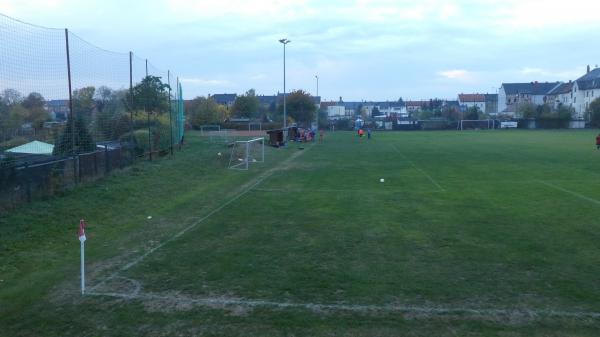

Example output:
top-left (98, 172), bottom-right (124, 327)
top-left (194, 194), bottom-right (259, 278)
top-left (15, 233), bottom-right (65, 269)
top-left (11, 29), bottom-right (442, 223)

top-left (279, 38), bottom-right (290, 134)
top-left (315, 75), bottom-right (319, 131)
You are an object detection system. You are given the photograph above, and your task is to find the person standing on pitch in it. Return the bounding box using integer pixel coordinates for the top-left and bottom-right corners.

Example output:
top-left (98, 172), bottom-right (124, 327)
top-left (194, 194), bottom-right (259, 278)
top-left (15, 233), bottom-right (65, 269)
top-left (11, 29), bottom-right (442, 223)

top-left (319, 129), bottom-right (324, 142)
top-left (596, 134), bottom-right (600, 150)
top-left (367, 128), bottom-right (372, 140)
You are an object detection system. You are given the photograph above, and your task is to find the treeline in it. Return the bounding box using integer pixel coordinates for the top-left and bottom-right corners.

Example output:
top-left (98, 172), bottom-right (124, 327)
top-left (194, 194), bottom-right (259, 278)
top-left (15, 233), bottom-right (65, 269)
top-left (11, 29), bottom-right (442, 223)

top-left (1, 75), bottom-right (174, 156)
top-left (186, 89), bottom-right (317, 129)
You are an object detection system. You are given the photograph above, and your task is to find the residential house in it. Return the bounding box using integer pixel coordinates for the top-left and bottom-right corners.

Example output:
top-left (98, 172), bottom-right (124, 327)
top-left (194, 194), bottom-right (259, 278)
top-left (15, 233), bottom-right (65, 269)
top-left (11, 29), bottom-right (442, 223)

top-left (405, 101), bottom-right (428, 113)
top-left (209, 93), bottom-right (237, 107)
top-left (572, 66), bottom-right (600, 120)
top-left (546, 82), bottom-right (574, 111)
top-left (458, 94), bottom-right (486, 112)
top-left (45, 99), bottom-right (69, 121)
top-left (498, 82), bottom-right (562, 116)
top-left (484, 94), bottom-right (498, 115)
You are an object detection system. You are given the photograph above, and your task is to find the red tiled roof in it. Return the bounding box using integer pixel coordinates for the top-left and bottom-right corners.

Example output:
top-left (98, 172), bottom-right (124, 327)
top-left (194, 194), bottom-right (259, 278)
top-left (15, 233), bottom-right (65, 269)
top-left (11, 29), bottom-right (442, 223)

top-left (458, 94), bottom-right (485, 103)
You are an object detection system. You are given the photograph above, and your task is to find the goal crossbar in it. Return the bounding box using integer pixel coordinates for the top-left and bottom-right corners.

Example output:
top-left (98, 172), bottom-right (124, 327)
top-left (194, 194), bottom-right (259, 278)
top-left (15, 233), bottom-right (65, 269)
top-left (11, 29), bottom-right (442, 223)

top-left (458, 119), bottom-right (496, 130)
top-left (228, 137), bottom-right (265, 170)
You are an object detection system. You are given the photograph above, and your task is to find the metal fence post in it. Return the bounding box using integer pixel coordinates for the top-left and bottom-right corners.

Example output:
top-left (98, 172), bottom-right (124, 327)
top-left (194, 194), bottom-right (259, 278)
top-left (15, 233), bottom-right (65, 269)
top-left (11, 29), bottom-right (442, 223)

top-left (65, 28), bottom-right (77, 185)
top-left (168, 70), bottom-right (173, 157)
top-left (129, 51), bottom-right (134, 162)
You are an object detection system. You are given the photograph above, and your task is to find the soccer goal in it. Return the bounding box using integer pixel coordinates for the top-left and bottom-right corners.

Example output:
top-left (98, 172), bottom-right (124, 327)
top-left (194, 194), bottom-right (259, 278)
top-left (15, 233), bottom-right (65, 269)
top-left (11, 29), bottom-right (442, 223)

top-left (248, 122), bottom-right (262, 132)
top-left (228, 137), bottom-right (265, 170)
top-left (209, 130), bottom-right (232, 144)
top-left (458, 119), bottom-right (495, 130)
top-left (199, 125), bottom-right (220, 136)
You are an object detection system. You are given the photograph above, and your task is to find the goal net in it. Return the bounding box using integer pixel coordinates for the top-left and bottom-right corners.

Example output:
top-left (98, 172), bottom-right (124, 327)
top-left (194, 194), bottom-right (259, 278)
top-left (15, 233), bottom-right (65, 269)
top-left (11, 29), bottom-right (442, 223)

top-left (228, 137), bottom-right (265, 170)
top-left (209, 130), bottom-right (233, 144)
top-left (199, 125), bottom-right (220, 136)
top-left (458, 119), bottom-right (495, 130)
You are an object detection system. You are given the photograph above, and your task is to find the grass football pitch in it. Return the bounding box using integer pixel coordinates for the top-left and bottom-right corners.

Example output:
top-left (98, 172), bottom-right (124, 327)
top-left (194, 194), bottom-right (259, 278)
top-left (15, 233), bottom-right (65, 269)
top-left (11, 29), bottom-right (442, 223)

top-left (1, 130), bottom-right (600, 336)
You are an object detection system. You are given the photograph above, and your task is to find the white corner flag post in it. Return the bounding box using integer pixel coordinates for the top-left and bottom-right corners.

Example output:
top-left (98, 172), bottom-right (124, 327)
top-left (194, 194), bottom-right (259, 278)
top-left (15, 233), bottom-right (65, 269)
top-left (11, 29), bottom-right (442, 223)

top-left (78, 219), bottom-right (86, 295)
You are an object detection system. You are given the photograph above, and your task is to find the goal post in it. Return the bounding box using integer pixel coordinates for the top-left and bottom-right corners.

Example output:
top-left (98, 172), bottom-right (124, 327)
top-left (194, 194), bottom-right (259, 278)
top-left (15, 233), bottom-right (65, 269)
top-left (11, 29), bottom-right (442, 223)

top-left (228, 137), bottom-right (265, 170)
top-left (248, 122), bottom-right (262, 132)
top-left (209, 130), bottom-right (232, 144)
top-left (199, 124), bottom-right (221, 135)
top-left (458, 119), bottom-right (496, 130)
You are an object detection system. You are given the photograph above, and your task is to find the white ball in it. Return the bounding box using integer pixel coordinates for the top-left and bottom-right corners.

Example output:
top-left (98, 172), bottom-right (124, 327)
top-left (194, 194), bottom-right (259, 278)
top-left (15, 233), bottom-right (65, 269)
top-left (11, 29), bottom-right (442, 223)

top-left (380, 178), bottom-right (385, 183)
top-left (217, 152), bottom-right (222, 156)
top-left (147, 216), bottom-right (152, 219)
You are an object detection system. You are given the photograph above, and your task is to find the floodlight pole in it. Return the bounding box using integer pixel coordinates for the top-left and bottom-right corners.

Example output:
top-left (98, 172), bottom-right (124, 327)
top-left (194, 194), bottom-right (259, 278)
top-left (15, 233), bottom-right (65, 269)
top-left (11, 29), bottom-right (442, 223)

top-left (279, 38), bottom-right (290, 142)
top-left (315, 75), bottom-right (319, 131)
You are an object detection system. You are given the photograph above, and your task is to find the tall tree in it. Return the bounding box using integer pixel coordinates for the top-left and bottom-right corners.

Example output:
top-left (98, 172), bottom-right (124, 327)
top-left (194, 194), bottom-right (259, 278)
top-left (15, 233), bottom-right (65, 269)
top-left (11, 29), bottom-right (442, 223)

top-left (128, 76), bottom-right (170, 114)
top-left (72, 86), bottom-right (96, 124)
top-left (22, 92), bottom-right (48, 128)
top-left (231, 89), bottom-right (259, 118)
top-left (186, 96), bottom-right (229, 128)
top-left (277, 90), bottom-right (316, 124)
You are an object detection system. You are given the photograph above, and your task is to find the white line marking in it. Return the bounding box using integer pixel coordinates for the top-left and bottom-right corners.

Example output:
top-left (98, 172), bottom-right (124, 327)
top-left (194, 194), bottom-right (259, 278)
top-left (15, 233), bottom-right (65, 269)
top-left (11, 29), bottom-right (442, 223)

top-left (537, 180), bottom-right (600, 206)
top-left (90, 146), bottom-right (312, 292)
top-left (253, 188), bottom-right (442, 194)
top-left (87, 289), bottom-right (600, 320)
top-left (392, 145), bottom-right (445, 192)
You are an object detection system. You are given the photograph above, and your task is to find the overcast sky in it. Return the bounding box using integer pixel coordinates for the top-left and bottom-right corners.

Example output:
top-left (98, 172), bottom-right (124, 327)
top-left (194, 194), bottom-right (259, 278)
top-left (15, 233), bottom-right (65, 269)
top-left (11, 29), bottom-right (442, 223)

top-left (2, 0), bottom-right (600, 101)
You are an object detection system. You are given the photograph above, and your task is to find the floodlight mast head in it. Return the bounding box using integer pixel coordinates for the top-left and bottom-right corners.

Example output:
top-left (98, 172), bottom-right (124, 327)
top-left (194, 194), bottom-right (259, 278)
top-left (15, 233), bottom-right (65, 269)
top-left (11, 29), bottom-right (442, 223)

top-left (279, 38), bottom-right (290, 45)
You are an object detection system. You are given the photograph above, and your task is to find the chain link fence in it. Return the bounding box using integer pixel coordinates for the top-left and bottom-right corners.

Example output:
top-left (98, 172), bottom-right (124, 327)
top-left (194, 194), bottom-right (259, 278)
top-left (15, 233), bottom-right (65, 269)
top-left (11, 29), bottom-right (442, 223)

top-left (0, 14), bottom-right (184, 212)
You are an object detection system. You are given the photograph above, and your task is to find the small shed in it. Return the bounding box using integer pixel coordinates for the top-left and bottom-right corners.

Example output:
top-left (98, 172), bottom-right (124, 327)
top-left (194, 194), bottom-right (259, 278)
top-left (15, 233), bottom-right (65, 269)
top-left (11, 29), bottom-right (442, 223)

top-left (266, 126), bottom-right (298, 146)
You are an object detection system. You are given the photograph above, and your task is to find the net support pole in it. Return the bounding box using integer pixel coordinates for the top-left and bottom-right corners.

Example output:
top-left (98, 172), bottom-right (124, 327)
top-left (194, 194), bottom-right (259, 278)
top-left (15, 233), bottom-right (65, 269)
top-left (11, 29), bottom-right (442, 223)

top-left (146, 59), bottom-right (152, 161)
top-left (65, 28), bottom-right (77, 184)
top-left (167, 70), bottom-right (173, 157)
top-left (129, 52), bottom-right (134, 161)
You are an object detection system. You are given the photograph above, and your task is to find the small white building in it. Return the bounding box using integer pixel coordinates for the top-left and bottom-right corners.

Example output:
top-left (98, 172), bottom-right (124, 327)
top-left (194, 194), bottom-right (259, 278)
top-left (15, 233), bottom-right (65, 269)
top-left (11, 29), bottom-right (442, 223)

top-left (327, 105), bottom-right (346, 120)
top-left (458, 94), bottom-right (486, 112)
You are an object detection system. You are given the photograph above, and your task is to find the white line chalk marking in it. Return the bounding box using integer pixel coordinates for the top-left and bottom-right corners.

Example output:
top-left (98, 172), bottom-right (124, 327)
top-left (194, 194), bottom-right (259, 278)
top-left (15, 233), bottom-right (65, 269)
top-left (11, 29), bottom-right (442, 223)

top-left (537, 180), bottom-right (600, 206)
top-left (392, 145), bottom-right (445, 192)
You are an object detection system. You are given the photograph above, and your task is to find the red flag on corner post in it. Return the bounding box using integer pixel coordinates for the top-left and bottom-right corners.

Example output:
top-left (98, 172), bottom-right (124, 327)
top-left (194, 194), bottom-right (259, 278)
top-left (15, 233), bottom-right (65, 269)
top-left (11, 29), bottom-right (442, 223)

top-left (78, 219), bottom-right (86, 242)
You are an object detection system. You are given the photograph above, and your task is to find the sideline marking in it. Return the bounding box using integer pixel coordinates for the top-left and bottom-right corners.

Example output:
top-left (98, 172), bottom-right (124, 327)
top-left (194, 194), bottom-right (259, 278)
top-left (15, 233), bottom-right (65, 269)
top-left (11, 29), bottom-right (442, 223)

top-left (87, 289), bottom-right (600, 320)
top-left (90, 146), bottom-right (312, 292)
top-left (392, 145), bottom-right (445, 192)
top-left (537, 180), bottom-right (600, 206)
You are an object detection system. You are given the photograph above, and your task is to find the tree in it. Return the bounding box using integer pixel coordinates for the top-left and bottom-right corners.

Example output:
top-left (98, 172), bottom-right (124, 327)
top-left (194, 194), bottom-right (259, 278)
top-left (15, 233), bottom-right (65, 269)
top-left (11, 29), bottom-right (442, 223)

top-left (128, 76), bottom-right (170, 114)
top-left (22, 92), bottom-right (48, 129)
top-left (1, 89), bottom-right (23, 105)
top-left (277, 90), bottom-right (316, 125)
top-left (94, 87), bottom-right (127, 139)
top-left (464, 106), bottom-right (479, 120)
top-left (72, 86), bottom-right (96, 124)
top-left (53, 114), bottom-right (96, 155)
top-left (231, 89), bottom-right (259, 119)
top-left (186, 96), bottom-right (229, 128)
top-left (517, 102), bottom-right (537, 119)
top-left (589, 97), bottom-right (600, 127)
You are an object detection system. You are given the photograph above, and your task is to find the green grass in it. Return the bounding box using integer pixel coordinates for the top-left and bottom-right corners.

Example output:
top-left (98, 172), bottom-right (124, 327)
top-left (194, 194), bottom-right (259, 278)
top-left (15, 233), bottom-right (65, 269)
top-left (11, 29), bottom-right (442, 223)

top-left (1, 130), bottom-right (600, 336)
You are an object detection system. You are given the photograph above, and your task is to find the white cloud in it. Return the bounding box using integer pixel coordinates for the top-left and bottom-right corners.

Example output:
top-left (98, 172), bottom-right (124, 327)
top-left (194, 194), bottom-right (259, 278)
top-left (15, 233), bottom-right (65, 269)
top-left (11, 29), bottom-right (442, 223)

top-left (180, 78), bottom-right (230, 86)
top-left (439, 69), bottom-right (470, 80)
